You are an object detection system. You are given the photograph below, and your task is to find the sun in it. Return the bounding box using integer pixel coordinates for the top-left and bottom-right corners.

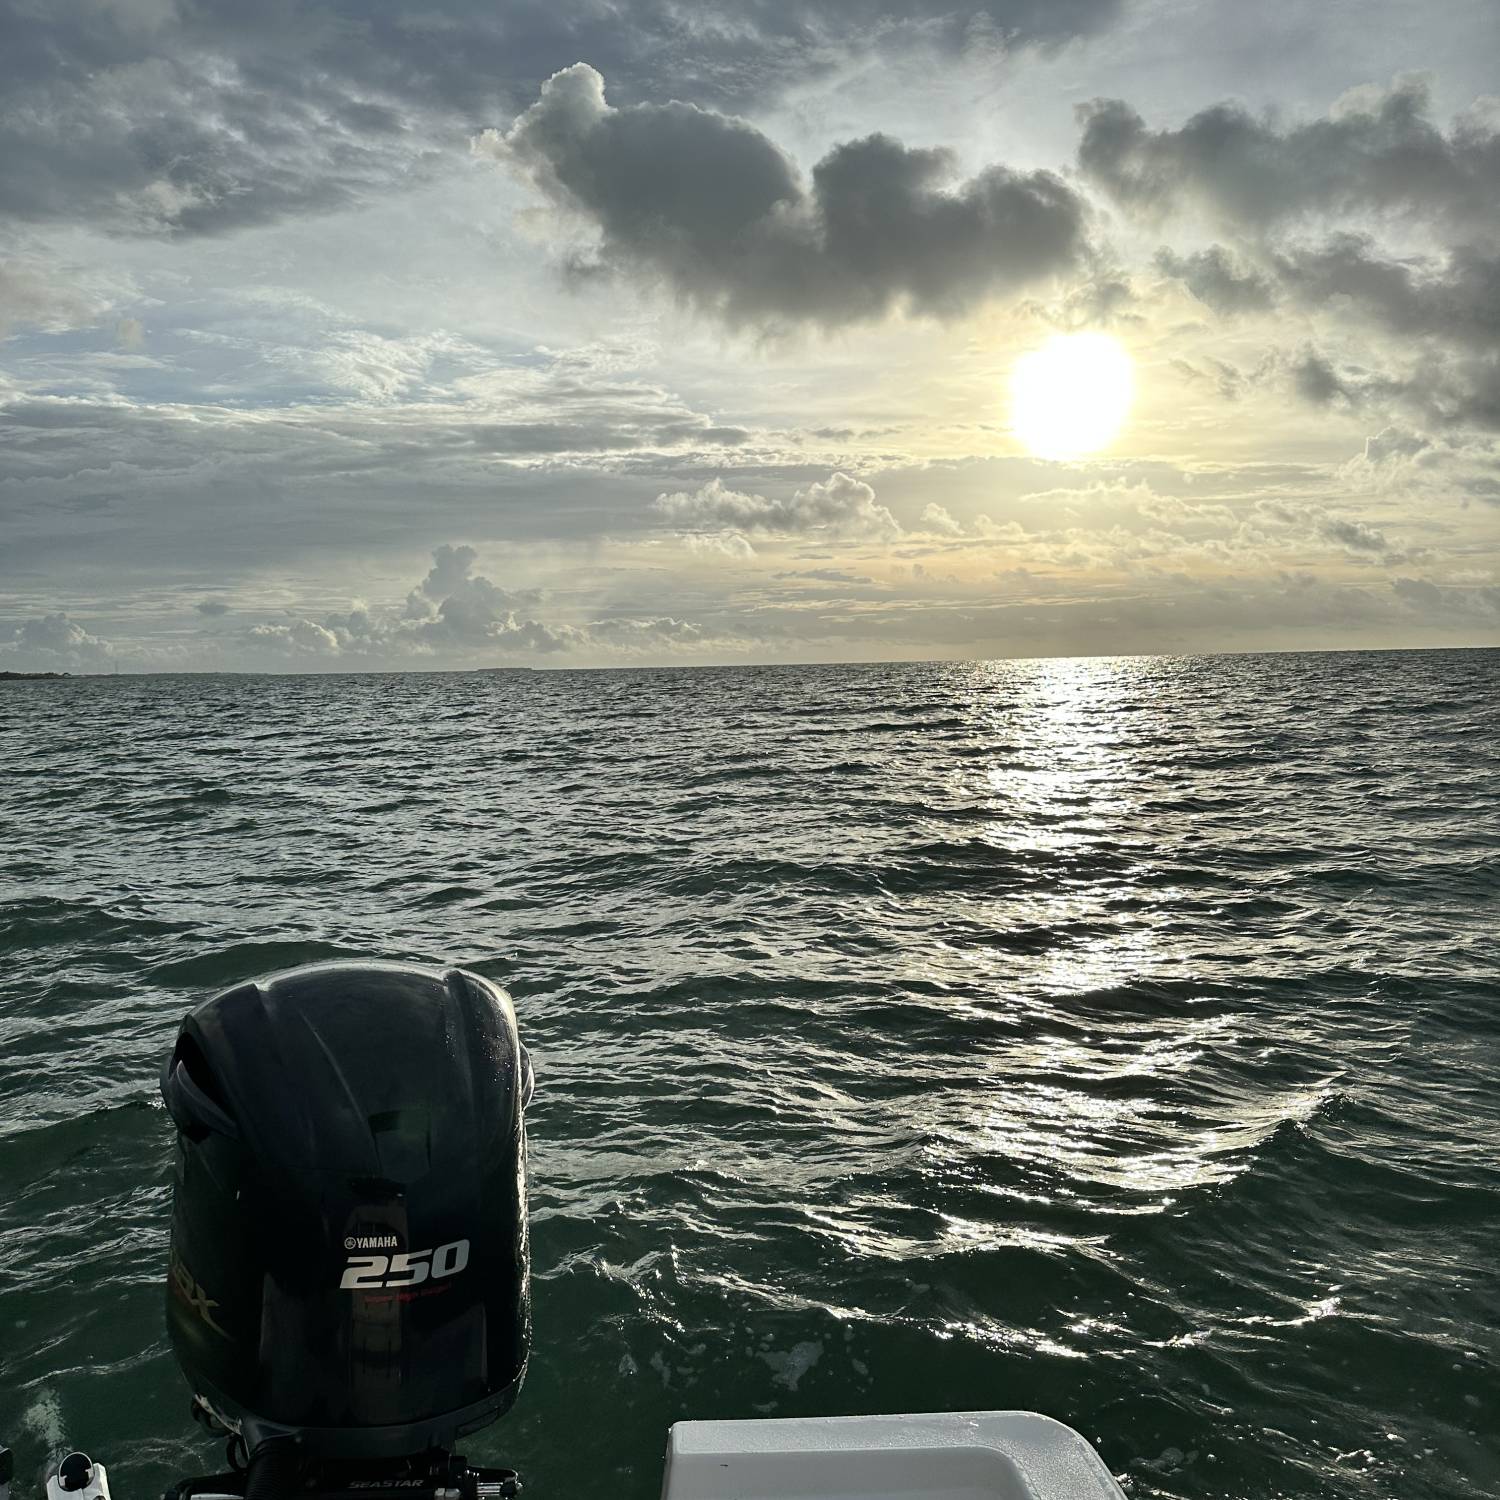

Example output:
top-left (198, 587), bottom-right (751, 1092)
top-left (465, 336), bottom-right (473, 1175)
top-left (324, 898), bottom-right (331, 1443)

top-left (1010, 332), bottom-right (1134, 460)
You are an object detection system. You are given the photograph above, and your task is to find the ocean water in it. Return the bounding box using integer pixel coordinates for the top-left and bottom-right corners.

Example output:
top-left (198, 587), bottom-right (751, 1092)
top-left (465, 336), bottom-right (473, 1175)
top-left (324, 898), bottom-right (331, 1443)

top-left (1, 650), bottom-right (1497, 1500)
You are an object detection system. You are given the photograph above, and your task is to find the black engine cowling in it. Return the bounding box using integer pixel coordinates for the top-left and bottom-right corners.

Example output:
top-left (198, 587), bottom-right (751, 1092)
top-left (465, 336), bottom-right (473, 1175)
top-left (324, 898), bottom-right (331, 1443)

top-left (161, 962), bottom-right (532, 1459)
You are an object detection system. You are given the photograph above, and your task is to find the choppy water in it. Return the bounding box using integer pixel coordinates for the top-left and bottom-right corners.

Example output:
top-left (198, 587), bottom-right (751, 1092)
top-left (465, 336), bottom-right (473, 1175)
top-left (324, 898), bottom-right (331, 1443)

top-left (2, 651), bottom-right (1497, 1500)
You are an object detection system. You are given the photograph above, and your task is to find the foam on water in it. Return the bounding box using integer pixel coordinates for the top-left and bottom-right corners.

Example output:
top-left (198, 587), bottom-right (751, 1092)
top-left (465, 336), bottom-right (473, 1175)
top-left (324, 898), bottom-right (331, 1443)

top-left (1, 650), bottom-right (1497, 1499)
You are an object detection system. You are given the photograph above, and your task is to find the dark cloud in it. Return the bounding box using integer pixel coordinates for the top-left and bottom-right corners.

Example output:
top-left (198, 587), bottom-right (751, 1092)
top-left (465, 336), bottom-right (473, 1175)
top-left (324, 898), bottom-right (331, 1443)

top-left (1319, 516), bottom-right (1390, 554)
top-left (195, 599), bottom-right (231, 616)
top-left (1291, 349), bottom-right (1355, 407)
top-left (1286, 346), bottom-right (1500, 430)
top-left (1155, 246), bottom-right (1275, 316)
top-left (482, 64), bottom-right (1089, 329)
top-left (1151, 234), bottom-right (1500, 432)
top-left (1078, 75), bottom-right (1500, 234)
top-left (1104, 84), bottom-right (1500, 440)
top-left (1273, 236), bottom-right (1500, 350)
top-left (0, 0), bottom-right (1121, 236)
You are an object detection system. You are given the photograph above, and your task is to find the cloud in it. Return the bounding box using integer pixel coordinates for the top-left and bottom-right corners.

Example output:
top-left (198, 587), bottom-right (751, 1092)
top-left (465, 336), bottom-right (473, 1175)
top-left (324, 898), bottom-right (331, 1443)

top-left (2, 611), bottom-right (114, 669)
top-left (897, 479), bottom-right (1433, 574)
top-left (1340, 423), bottom-right (1500, 506)
top-left (479, 64), bottom-right (1089, 330)
top-left (1071, 63), bottom-right (1500, 457)
top-left (236, 543), bottom-right (746, 665)
top-left (1078, 75), bottom-right (1500, 235)
top-left (1290, 348), bottom-right (1357, 407)
top-left (195, 599), bottom-right (231, 616)
top-left (1285, 345), bottom-right (1500, 430)
top-left (920, 502), bottom-right (966, 536)
top-left (773, 568), bottom-right (876, 585)
top-left (655, 472), bottom-right (901, 538)
top-left (1154, 246), bottom-right (1275, 316)
top-left (247, 617), bottom-right (344, 656)
top-left (0, 0), bottom-right (1124, 237)
top-left (1271, 236), bottom-right (1500, 351)
top-left (1364, 426), bottom-right (1434, 466)
top-left (682, 530), bottom-right (757, 559)
top-left (1104, 86), bottom-right (1500, 439)
top-left (585, 616), bottom-right (704, 650)
top-left (1391, 575), bottom-right (1500, 617)
top-left (1253, 498), bottom-right (1424, 565)
top-left (0, 336), bottom-right (768, 585)
top-left (1319, 515), bottom-right (1393, 554)
top-left (247, 544), bottom-right (572, 661)
top-left (413, 543), bottom-right (505, 604)
top-left (0, 257), bottom-right (125, 336)
top-left (386, 545), bottom-right (559, 651)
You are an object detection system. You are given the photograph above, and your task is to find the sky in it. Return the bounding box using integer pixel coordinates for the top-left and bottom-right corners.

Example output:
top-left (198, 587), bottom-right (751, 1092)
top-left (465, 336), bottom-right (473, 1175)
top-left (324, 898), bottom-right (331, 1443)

top-left (2, 0), bottom-right (1498, 672)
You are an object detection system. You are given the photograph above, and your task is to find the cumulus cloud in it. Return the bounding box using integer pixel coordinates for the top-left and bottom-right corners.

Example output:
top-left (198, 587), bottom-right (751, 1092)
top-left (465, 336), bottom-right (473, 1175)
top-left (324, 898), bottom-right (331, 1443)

top-left (682, 530), bottom-right (757, 559)
top-left (2, 611), bottom-right (114, 669)
top-left (920, 502), bottom-right (966, 536)
top-left (654, 472), bottom-right (901, 538)
top-left (478, 64), bottom-right (1089, 330)
top-left (1078, 75), bottom-right (1500, 235)
top-left (1340, 424), bottom-right (1500, 506)
top-left (247, 617), bottom-right (344, 656)
top-left (417, 543), bottom-right (477, 599)
top-left (238, 543), bottom-right (735, 664)
top-left (248, 544), bottom-right (571, 662)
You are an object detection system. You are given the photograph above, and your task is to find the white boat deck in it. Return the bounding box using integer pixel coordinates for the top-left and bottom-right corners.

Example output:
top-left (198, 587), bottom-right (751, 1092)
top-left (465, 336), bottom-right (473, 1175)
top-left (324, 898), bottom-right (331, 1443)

top-left (662, 1411), bottom-right (1126, 1500)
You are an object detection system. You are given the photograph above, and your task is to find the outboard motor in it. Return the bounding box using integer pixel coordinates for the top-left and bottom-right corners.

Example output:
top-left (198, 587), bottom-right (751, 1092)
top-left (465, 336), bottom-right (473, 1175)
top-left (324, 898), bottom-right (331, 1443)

top-left (159, 962), bottom-right (533, 1500)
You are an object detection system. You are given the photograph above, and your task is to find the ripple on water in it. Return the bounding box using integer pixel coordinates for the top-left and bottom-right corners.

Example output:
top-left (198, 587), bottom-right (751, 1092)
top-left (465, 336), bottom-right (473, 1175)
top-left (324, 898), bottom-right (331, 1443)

top-left (0, 651), bottom-right (1498, 1500)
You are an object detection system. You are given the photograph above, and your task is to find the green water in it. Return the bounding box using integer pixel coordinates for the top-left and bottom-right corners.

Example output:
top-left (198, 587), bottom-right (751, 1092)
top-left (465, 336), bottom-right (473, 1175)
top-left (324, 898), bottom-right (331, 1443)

top-left (2, 652), bottom-right (1497, 1498)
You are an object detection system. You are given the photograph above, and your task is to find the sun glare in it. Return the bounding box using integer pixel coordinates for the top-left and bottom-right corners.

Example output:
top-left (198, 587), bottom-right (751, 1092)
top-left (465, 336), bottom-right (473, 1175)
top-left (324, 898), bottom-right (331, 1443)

top-left (1010, 332), bottom-right (1134, 460)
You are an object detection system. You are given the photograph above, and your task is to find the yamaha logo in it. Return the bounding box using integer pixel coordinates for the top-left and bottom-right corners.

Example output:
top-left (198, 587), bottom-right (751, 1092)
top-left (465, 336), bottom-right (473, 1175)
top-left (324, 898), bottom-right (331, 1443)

top-left (344, 1234), bottom-right (400, 1250)
top-left (341, 1237), bottom-right (471, 1290)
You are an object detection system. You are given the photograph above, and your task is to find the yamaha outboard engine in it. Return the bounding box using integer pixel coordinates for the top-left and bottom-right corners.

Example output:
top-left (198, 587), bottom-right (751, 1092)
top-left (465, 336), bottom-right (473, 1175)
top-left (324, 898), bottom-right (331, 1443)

top-left (159, 962), bottom-right (533, 1500)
